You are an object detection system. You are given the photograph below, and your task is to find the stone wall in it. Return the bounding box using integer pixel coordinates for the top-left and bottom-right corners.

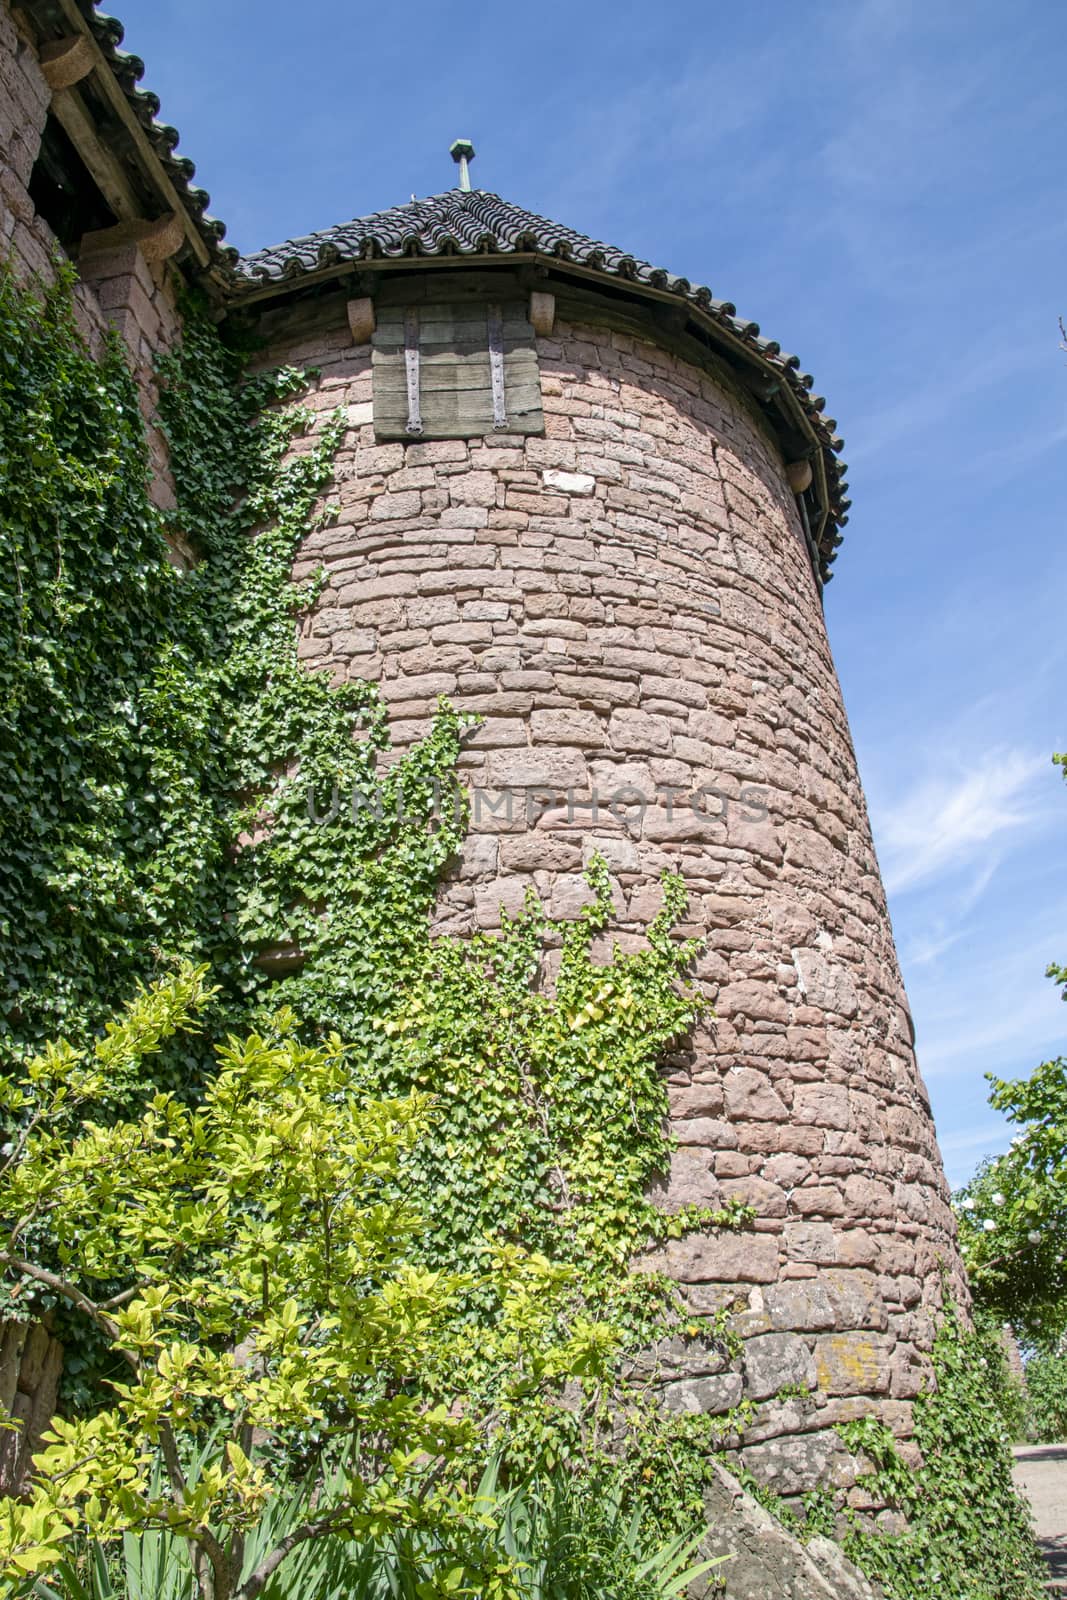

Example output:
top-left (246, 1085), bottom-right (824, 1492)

top-left (0, 1320), bottom-right (63, 1497)
top-left (0, 1), bottom-right (184, 528)
top-left (255, 290), bottom-right (966, 1509)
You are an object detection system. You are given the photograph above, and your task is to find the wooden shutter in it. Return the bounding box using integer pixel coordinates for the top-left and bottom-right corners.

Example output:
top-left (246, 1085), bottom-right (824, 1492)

top-left (372, 299), bottom-right (543, 440)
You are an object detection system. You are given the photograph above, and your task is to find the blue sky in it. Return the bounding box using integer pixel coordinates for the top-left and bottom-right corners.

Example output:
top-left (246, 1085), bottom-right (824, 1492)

top-left (124, 0), bottom-right (1066, 1185)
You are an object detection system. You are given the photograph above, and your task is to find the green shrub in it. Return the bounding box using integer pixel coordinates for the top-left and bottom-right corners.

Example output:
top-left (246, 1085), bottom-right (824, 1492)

top-left (1024, 1351), bottom-right (1067, 1442)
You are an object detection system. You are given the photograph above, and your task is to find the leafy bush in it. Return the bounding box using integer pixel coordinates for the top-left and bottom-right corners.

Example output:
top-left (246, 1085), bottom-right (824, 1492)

top-left (1023, 1351), bottom-right (1067, 1443)
top-left (25, 1456), bottom-right (720, 1600)
top-left (0, 972), bottom-right (658, 1596)
top-left (834, 1306), bottom-right (1045, 1600)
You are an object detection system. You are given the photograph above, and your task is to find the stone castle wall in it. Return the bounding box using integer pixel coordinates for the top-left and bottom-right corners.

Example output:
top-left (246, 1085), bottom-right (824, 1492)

top-left (254, 290), bottom-right (965, 1508)
top-left (1, 0), bottom-right (966, 1500)
top-left (0, 1320), bottom-right (63, 1497)
top-left (0, 1), bottom-right (183, 524)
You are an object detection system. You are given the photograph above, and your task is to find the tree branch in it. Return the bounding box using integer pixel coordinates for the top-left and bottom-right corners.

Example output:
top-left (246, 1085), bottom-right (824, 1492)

top-left (235, 1507), bottom-right (354, 1600)
top-left (0, 1252), bottom-right (136, 1367)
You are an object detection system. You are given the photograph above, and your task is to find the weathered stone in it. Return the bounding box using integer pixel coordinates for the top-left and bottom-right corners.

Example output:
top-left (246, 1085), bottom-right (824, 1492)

top-left (607, 708), bottom-right (674, 753)
top-left (743, 1333), bottom-right (816, 1401)
top-left (723, 1068), bottom-right (788, 1122)
top-left (792, 949), bottom-right (859, 1018)
top-left (645, 1232), bottom-right (779, 1284)
top-left (794, 1081), bottom-right (851, 1131)
top-left (657, 1147), bottom-right (721, 1208)
top-left (763, 1278), bottom-right (837, 1332)
top-left (741, 1429), bottom-right (858, 1497)
top-left (529, 708), bottom-right (604, 747)
top-left (484, 748), bottom-right (587, 789)
top-left (716, 980), bottom-right (790, 1026)
top-left (824, 1270), bottom-right (888, 1332)
top-left (696, 1462), bottom-right (880, 1600)
top-left (662, 1372), bottom-right (743, 1414)
top-left (814, 1333), bottom-right (894, 1396)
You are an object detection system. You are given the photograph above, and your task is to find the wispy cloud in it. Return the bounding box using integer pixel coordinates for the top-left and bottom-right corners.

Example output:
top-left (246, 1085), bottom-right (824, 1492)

top-left (844, 341), bottom-right (1046, 467)
top-left (917, 970), bottom-right (1062, 1078)
top-left (900, 855), bottom-right (999, 966)
top-left (876, 748), bottom-right (1045, 895)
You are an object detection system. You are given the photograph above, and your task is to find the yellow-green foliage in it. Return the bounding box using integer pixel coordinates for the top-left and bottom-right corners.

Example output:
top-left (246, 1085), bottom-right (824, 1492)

top-left (0, 971), bottom-right (619, 1598)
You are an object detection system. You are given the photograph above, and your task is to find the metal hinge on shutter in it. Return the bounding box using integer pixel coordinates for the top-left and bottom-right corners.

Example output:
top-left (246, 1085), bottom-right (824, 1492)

top-left (404, 307), bottom-right (423, 435)
top-left (487, 303), bottom-right (507, 430)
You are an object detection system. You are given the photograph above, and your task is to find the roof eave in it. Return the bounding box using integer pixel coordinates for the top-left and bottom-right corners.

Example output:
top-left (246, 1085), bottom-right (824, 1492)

top-left (228, 246), bottom-right (841, 577)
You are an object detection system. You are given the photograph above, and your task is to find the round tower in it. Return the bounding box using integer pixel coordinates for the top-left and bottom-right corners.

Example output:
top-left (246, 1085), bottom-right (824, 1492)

top-left (235, 172), bottom-right (964, 1505)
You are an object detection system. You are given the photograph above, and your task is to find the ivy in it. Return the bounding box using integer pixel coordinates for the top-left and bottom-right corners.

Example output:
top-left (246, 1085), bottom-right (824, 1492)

top-left (0, 257), bottom-right (1044, 1589)
top-left (832, 1305), bottom-right (1045, 1600)
top-left (0, 257), bottom-right (740, 1475)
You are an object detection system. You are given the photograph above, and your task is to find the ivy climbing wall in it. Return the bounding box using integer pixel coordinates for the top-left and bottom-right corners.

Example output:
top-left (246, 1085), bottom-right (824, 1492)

top-left (252, 292), bottom-right (969, 1508)
top-left (0, 2), bottom-right (185, 534)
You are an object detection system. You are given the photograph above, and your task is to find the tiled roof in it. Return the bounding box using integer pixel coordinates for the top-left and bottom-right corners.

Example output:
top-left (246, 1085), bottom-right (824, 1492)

top-left (236, 190), bottom-right (848, 574)
top-left (82, 6), bottom-right (235, 267)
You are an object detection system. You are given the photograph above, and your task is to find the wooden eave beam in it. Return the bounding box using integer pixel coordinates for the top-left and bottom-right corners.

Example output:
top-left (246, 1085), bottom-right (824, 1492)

top-left (49, 86), bottom-right (143, 220)
top-left (46, 0), bottom-right (212, 270)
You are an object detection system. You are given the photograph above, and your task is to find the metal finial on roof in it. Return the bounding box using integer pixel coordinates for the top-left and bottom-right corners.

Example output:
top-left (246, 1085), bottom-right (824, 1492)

top-left (449, 139), bottom-right (475, 192)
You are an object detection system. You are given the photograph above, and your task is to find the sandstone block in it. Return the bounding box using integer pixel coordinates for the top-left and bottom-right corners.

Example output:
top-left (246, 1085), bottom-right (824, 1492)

top-left (791, 1185), bottom-right (846, 1218)
top-left (835, 1229), bottom-right (880, 1267)
top-left (741, 1430), bottom-right (857, 1497)
top-left (549, 875), bottom-right (598, 919)
top-left (793, 949), bottom-right (859, 1017)
top-left (608, 708), bottom-right (674, 753)
top-left (651, 1232), bottom-right (779, 1284)
top-left (763, 1279), bottom-right (837, 1332)
top-left (450, 471), bottom-right (498, 508)
top-left (793, 1082), bottom-right (851, 1131)
top-left (743, 1333), bottom-right (816, 1401)
top-left (673, 1116), bottom-right (738, 1148)
top-left (530, 708), bottom-right (605, 747)
top-left (782, 1222), bottom-right (837, 1264)
top-left (716, 981), bottom-right (789, 1027)
top-left (662, 1373), bottom-right (743, 1415)
top-left (408, 597), bottom-right (460, 626)
top-left (669, 1083), bottom-right (726, 1119)
top-left (723, 1068), bottom-right (788, 1122)
top-left (824, 1270), bottom-right (888, 1332)
top-left (658, 1147), bottom-right (721, 1208)
top-left (484, 748), bottom-right (588, 790)
top-left (814, 1333), bottom-right (893, 1396)
top-left (719, 1175), bottom-right (788, 1218)
top-left (370, 490), bottom-right (422, 520)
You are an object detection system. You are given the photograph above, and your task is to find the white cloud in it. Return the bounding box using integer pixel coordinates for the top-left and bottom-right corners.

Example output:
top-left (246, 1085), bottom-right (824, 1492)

top-left (874, 748), bottom-right (1045, 896)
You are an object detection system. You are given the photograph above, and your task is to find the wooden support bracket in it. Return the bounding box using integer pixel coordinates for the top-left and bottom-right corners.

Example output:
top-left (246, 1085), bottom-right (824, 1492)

top-left (39, 33), bottom-right (94, 91)
top-left (79, 211), bottom-right (185, 268)
top-left (528, 289), bottom-right (556, 336)
top-left (51, 86), bottom-right (143, 220)
top-left (346, 296), bottom-right (376, 345)
top-left (786, 459), bottom-right (814, 494)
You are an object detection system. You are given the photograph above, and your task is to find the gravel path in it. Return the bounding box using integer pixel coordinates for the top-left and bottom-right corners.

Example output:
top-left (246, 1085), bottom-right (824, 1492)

top-left (1013, 1444), bottom-right (1067, 1592)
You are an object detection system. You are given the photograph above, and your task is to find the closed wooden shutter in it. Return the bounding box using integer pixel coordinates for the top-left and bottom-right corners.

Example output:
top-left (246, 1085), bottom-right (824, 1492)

top-left (372, 299), bottom-right (543, 440)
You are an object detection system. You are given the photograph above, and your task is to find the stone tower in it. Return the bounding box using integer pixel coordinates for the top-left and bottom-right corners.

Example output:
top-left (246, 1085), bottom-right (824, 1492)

top-left (0, 4), bottom-right (960, 1524)
top-left (233, 175), bottom-right (965, 1506)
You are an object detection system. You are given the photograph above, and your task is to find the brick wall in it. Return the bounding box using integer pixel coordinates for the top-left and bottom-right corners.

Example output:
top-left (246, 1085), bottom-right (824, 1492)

top-left (257, 295), bottom-right (966, 1511)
